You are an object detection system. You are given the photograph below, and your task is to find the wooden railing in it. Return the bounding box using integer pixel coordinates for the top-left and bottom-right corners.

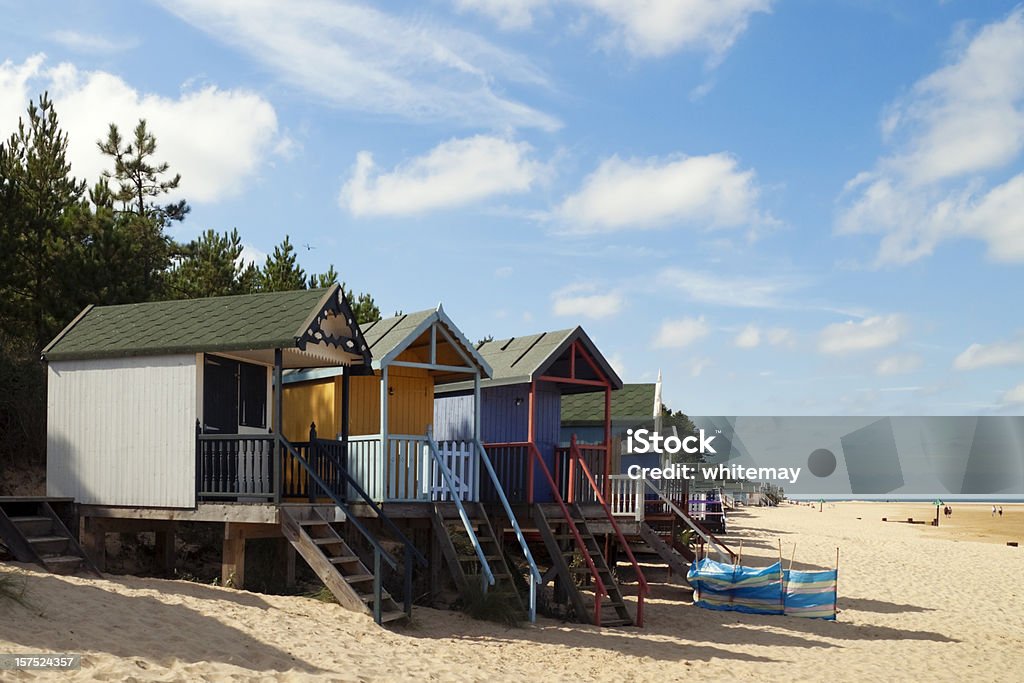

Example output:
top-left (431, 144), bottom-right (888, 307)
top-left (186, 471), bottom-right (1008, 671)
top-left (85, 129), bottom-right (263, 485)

top-left (607, 475), bottom-right (644, 520)
top-left (555, 443), bottom-right (608, 504)
top-left (568, 435), bottom-right (648, 627)
top-left (429, 439), bottom-right (477, 501)
top-left (384, 434), bottom-right (428, 501)
top-left (524, 440), bottom-right (610, 627)
top-left (281, 424), bottom-right (349, 500)
top-left (196, 427), bottom-right (276, 500)
top-left (346, 435), bottom-right (383, 500)
top-left (476, 439), bottom-right (543, 623)
top-left (642, 479), bottom-right (735, 563)
top-left (479, 442), bottom-right (530, 504)
top-left (278, 436), bottom-right (427, 623)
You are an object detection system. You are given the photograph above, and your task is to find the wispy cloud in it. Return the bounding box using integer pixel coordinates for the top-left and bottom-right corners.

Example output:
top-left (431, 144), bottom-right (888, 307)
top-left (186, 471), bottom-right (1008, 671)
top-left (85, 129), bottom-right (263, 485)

top-left (555, 153), bottom-right (768, 233)
top-left (0, 55), bottom-right (279, 203)
top-left (837, 8), bottom-right (1024, 264)
top-left (818, 315), bottom-right (909, 355)
top-left (1003, 382), bottom-right (1024, 405)
top-left (50, 30), bottom-right (139, 53)
top-left (875, 353), bottom-right (923, 376)
top-left (656, 268), bottom-right (802, 309)
top-left (653, 316), bottom-right (710, 349)
top-left (953, 337), bottom-right (1024, 370)
top-left (339, 135), bottom-right (544, 217)
top-left (455, 0), bottom-right (772, 61)
top-left (551, 283), bottom-right (624, 319)
top-left (158, 0), bottom-right (559, 131)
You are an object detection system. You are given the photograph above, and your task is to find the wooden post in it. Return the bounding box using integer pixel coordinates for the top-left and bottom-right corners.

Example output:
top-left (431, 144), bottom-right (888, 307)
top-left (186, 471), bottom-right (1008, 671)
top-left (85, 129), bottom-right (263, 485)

top-left (80, 516), bottom-right (106, 572)
top-left (473, 371), bottom-right (482, 501)
top-left (341, 365), bottom-right (350, 444)
top-left (222, 523), bottom-right (246, 589)
top-left (381, 364), bottom-right (389, 499)
top-left (603, 384), bottom-right (612, 501)
top-left (155, 526), bottom-right (176, 576)
top-left (834, 547), bottom-right (840, 619)
top-left (527, 380), bottom-right (536, 504)
top-left (309, 422), bottom-right (318, 503)
top-left (273, 348), bottom-right (283, 504)
top-left (283, 538), bottom-right (296, 588)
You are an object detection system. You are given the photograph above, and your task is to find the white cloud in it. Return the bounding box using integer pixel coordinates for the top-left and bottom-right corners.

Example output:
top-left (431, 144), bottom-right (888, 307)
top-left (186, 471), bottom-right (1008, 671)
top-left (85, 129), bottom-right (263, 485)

top-left (456, 0), bottom-right (771, 60)
top-left (0, 55), bottom-right (279, 203)
top-left (953, 338), bottom-right (1024, 370)
top-left (158, 0), bottom-right (559, 131)
top-left (875, 354), bottom-right (923, 376)
top-left (453, 0), bottom-right (548, 29)
top-left (765, 327), bottom-right (796, 347)
top-left (494, 266), bottom-right (514, 278)
top-left (818, 315), bottom-right (908, 355)
top-left (690, 356), bottom-right (712, 377)
top-left (551, 283), bottom-right (624, 319)
top-left (607, 351), bottom-right (626, 379)
top-left (734, 324), bottom-right (760, 348)
top-left (238, 243), bottom-right (267, 268)
top-left (1003, 382), bottom-right (1024, 405)
top-left (838, 9), bottom-right (1024, 264)
top-left (653, 316), bottom-right (710, 349)
top-left (339, 135), bottom-right (543, 217)
top-left (50, 30), bottom-right (138, 53)
top-left (556, 153), bottom-right (766, 233)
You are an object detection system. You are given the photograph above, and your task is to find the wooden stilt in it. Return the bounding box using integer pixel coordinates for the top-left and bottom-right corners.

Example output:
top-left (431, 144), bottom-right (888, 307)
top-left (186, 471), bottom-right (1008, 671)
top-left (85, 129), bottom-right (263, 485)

top-left (80, 516), bottom-right (107, 572)
top-left (154, 527), bottom-right (176, 575)
top-left (222, 523), bottom-right (247, 588)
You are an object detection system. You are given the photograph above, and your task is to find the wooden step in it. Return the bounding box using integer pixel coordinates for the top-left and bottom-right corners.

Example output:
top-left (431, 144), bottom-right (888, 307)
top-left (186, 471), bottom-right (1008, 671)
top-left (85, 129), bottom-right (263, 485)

top-left (344, 573), bottom-right (375, 584)
top-left (600, 618), bottom-right (632, 627)
top-left (298, 520), bottom-right (330, 527)
top-left (379, 610), bottom-right (409, 624)
top-left (329, 555), bottom-right (362, 565)
top-left (312, 537), bottom-right (344, 546)
top-left (27, 535), bottom-right (67, 544)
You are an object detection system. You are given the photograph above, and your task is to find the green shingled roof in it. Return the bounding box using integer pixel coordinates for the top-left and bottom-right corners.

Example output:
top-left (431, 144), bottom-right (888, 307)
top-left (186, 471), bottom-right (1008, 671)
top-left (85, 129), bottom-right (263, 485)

top-left (437, 326), bottom-right (622, 393)
top-left (42, 288), bottom-right (341, 361)
top-left (359, 309), bottom-right (437, 360)
top-left (561, 383), bottom-right (656, 425)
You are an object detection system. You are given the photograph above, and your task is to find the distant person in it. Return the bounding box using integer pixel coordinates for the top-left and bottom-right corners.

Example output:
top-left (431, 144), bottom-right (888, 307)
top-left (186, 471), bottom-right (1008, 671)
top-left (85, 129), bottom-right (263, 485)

top-left (999, 506), bottom-right (1004, 518)
top-left (992, 505), bottom-right (997, 516)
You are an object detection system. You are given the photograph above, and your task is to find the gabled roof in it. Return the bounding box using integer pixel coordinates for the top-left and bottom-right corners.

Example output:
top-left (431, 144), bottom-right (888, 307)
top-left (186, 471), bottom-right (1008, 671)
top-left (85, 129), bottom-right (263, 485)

top-left (284, 305), bottom-right (490, 385)
top-left (438, 326), bottom-right (623, 394)
top-left (41, 285), bottom-right (371, 368)
top-left (561, 383), bottom-right (656, 425)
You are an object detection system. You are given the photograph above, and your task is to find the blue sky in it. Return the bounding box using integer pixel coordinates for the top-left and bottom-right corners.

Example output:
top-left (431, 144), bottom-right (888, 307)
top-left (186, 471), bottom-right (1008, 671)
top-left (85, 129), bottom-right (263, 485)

top-left (2, 1), bottom-right (1023, 416)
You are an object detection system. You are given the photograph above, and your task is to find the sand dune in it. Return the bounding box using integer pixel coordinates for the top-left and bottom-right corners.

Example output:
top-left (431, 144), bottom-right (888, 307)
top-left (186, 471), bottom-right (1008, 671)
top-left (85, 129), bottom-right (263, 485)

top-left (2, 503), bottom-right (1023, 681)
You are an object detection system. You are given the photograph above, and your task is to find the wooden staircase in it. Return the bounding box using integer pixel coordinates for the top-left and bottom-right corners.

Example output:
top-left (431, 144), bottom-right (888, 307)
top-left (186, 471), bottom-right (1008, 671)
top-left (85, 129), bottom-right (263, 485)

top-left (0, 499), bottom-right (99, 576)
top-left (533, 503), bottom-right (633, 627)
top-left (633, 522), bottom-right (691, 582)
top-left (432, 502), bottom-right (523, 609)
top-left (280, 507), bottom-right (407, 624)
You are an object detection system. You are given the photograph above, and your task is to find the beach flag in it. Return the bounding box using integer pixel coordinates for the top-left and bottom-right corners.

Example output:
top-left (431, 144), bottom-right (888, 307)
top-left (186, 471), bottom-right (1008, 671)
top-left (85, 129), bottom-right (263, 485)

top-left (687, 558), bottom-right (837, 620)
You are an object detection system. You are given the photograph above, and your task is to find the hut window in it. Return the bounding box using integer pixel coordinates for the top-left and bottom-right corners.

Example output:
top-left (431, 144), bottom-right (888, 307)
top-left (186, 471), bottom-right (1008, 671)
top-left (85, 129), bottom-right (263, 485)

top-left (238, 362), bottom-right (268, 428)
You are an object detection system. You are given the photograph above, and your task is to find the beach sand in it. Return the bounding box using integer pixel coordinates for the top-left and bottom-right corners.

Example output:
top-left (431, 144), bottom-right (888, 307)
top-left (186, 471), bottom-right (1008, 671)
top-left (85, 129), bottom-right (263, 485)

top-left (2, 502), bottom-right (1023, 681)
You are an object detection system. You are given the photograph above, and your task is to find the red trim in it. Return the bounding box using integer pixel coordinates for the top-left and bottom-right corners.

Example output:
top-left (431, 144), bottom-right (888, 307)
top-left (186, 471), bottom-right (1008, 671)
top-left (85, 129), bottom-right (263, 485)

top-left (569, 434), bottom-right (649, 627)
top-left (527, 381), bottom-right (536, 504)
top-left (537, 375), bottom-right (609, 387)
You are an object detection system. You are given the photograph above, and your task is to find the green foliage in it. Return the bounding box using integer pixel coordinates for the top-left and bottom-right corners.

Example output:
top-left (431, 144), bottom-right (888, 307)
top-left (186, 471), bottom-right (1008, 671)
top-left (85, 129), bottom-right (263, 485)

top-left (457, 577), bottom-right (523, 627)
top-left (0, 92), bottom-right (381, 473)
top-left (167, 228), bottom-right (254, 299)
top-left (260, 235), bottom-right (306, 292)
top-left (97, 119), bottom-right (189, 224)
top-left (342, 283), bottom-right (381, 325)
top-left (0, 573), bottom-right (30, 608)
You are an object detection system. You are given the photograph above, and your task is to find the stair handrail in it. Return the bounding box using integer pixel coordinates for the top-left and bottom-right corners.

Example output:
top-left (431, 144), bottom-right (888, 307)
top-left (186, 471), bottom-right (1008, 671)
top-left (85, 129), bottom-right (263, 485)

top-left (568, 435), bottom-right (648, 628)
top-left (526, 441), bottom-right (608, 626)
top-left (641, 478), bottom-right (736, 563)
top-left (425, 430), bottom-right (495, 591)
top-left (475, 437), bottom-right (543, 623)
top-left (280, 436), bottom-right (424, 622)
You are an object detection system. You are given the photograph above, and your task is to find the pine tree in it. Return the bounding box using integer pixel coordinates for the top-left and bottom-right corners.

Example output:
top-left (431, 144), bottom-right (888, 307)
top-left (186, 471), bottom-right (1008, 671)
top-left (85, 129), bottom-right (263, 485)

top-left (259, 236), bottom-right (307, 292)
top-left (0, 93), bottom-right (87, 350)
top-left (166, 228), bottom-right (257, 299)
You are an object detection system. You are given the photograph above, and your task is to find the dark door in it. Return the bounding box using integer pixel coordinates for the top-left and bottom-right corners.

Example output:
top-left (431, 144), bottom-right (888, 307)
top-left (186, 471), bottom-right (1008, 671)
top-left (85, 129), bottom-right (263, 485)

top-left (203, 355), bottom-right (238, 433)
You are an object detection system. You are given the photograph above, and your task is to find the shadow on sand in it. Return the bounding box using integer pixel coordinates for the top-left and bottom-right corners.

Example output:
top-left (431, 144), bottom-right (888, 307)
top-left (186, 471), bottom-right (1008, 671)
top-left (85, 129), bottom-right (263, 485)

top-left (0, 568), bottom-right (323, 674)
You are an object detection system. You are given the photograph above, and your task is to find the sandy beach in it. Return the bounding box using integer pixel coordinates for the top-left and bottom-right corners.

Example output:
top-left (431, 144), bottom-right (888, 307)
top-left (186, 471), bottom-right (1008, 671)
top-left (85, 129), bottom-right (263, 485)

top-left (3, 502), bottom-right (1024, 682)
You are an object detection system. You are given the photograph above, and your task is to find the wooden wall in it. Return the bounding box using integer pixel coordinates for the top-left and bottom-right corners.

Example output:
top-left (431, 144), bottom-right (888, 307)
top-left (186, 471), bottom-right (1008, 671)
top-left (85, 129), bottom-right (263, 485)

top-left (283, 377), bottom-right (336, 441)
top-left (285, 365), bottom-right (435, 439)
top-left (46, 355), bottom-right (197, 507)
